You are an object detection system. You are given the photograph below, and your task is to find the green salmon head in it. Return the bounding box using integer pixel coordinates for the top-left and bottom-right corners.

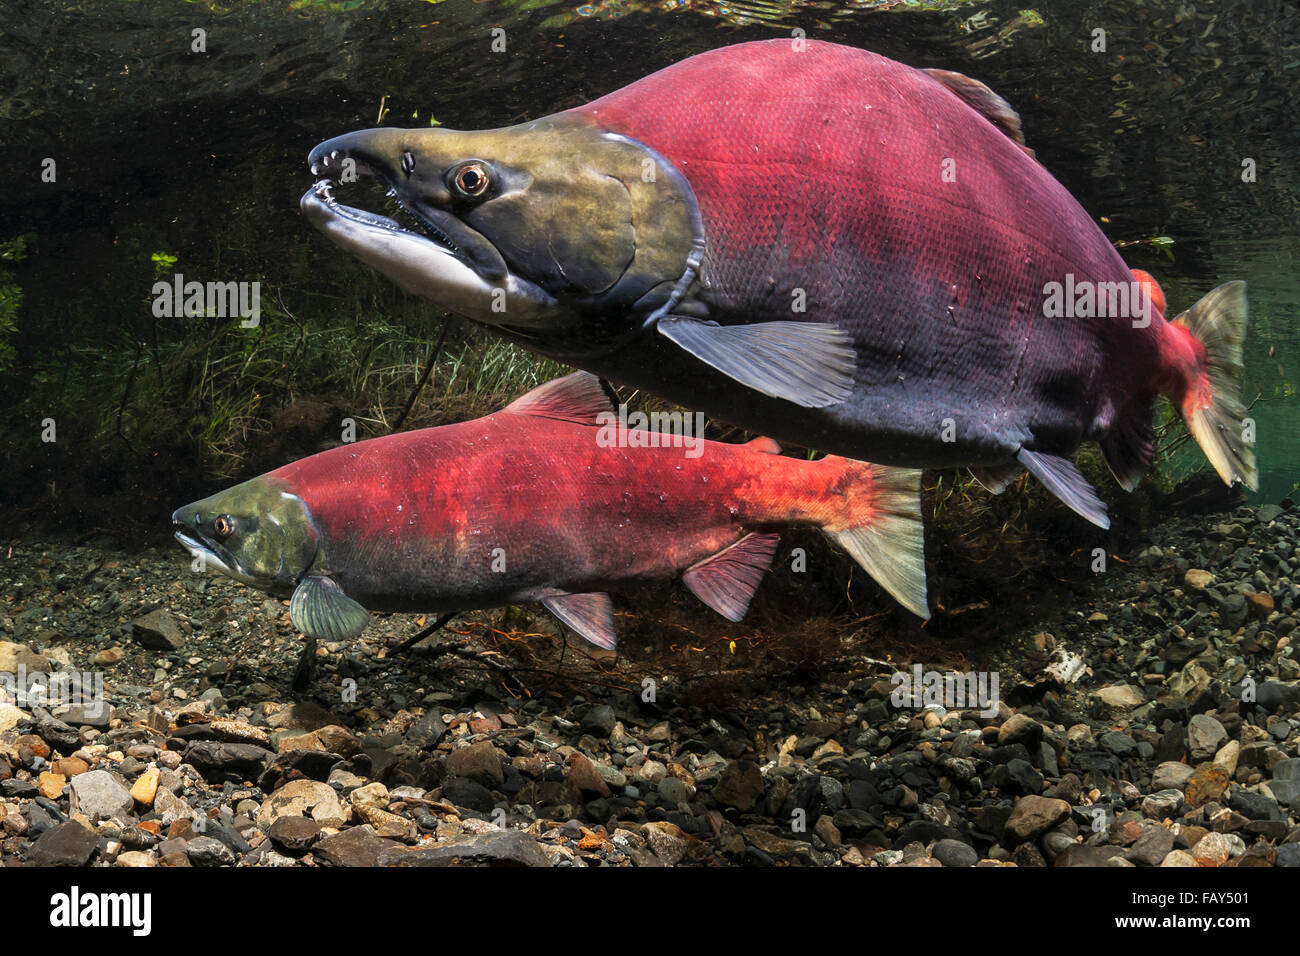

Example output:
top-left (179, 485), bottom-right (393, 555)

top-left (301, 116), bottom-right (703, 345)
top-left (171, 477), bottom-right (319, 596)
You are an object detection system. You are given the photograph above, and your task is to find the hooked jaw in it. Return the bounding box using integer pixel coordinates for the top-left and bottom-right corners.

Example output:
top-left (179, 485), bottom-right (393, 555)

top-left (301, 134), bottom-right (561, 327)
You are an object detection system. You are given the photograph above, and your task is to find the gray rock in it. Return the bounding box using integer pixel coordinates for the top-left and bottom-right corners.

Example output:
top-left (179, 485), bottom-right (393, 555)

top-left (1054, 845), bottom-right (1126, 866)
top-left (1187, 714), bottom-right (1227, 762)
top-left (406, 710), bottom-right (447, 749)
top-left (27, 820), bottom-right (99, 866)
top-left (314, 827), bottom-right (402, 867)
top-left (713, 760), bottom-right (764, 812)
top-left (185, 835), bottom-right (237, 866)
top-left (1227, 787), bottom-right (1280, 821)
top-left (1269, 759), bottom-right (1300, 808)
top-left (657, 777), bottom-right (691, 806)
top-left (32, 709), bottom-right (81, 752)
top-left (1003, 796), bottom-right (1070, 845)
top-left (1276, 843), bottom-right (1300, 867)
top-left (1099, 731), bottom-right (1137, 758)
top-left (131, 609), bottom-right (185, 650)
top-left (932, 838), bottom-right (977, 867)
top-left (268, 815), bottom-right (321, 852)
top-left (379, 829), bottom-right (550, 867)
top-left (580, 705), bottom-right (617, 738)
top-left (1151, 761), bottom-right (1195, 791)
top-left (185, 741), bottom-right (274, 782)
top-left (1257, 504), bottom-right (1283, 523)
top-left (445, 740), bottom-right (504, 788)
top-left (1126, 825), bottom-right (1175, 866)
top-left (58, 702), bottom-right (113, 729)
top-left (69, 769), bottom-right (133, 821)
top-left (441, 777), bottom-right (496, 813)
top-left (1141, 789), bottom-right (1185, 819)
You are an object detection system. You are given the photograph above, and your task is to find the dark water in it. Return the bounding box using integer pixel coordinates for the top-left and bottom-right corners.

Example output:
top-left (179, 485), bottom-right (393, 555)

top-left (1, 0), bottom-right (1296, 503)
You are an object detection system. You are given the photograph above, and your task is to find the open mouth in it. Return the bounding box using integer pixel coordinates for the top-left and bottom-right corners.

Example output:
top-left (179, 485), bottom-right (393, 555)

top-left (306, 160), bottom-right (476, 267)
top-left (174, 529), bottom-right (255, 586)
top-left (301, 136), bottom-right (561, 324)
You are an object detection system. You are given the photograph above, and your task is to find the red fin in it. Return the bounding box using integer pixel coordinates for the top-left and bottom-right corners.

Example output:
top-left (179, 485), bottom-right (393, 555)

top-left (505, 371), bottom-right (613, 425)
top-left (746, 436), bottom-right (782, 455)
top-left (682, 532), bottom-right (780, 622)
top-left (922, 68), bottom-right (1035, 159)
top-left (541, 592), bottom-right (616, 649)
top-left (1131, 269), bottom-right (1165, 318)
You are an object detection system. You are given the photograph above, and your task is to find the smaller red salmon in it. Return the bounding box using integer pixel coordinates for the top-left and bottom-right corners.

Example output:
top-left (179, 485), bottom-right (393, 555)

top-left (171, 372), bottom-right (926, 648)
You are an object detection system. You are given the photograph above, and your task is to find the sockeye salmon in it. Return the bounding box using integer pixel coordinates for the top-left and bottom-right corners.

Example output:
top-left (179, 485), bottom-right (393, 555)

top-left (301, 39), bottom-right (1256, 529)
top-left (171, 372), bottom-right (927, 645)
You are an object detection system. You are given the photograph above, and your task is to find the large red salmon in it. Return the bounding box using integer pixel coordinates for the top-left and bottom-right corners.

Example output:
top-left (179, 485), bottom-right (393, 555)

top-left (171, 372), bottom-right (927, 643)
top-left (301, 40), bottom-right (1256, 528)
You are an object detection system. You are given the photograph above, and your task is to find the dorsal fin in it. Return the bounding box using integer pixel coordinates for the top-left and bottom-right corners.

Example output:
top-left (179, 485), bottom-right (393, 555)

top-left (504, 371), bottom-right (614, 425)
top-left (746, 436), bottom-right (782, 455)
top-left (922, 68), bottom-right (1036, 158)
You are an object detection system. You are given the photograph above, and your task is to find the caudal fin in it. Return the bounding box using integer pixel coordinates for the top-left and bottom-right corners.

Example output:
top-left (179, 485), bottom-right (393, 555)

top-left (1174, 281), bottom-right (1258, 491)
top-left (825, 464), bottom-right (929, 619)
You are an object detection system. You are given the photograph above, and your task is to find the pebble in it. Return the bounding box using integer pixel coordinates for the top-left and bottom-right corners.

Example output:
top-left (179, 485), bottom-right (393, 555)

top-left (932, 838), bottom-right (978, 867)
top-left (68, 770), bottom-right (133, 821)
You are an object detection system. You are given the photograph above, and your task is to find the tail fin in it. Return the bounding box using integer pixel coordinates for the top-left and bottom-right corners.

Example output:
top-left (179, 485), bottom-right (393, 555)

top-left (824, 464), bottom-right (929, 619)
top-left (1174, 281), bottom-right (1258, 491)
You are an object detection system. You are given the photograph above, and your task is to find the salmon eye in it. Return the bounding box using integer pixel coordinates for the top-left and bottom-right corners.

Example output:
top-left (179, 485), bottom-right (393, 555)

top-left (401, 151), bottom-right (416, 175)
top-left (450, 161), bottom-right (491, 199)
top-left (213, 515), bottom-right (234, 538)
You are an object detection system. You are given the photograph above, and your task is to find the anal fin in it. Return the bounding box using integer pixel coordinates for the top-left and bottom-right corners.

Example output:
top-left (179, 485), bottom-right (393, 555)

top-left (969, 461), bottom-right (1023, 495)
top-left (657, 317), bottom-right (855, 408)
top-left (541, 592), bottom-right (616, 649)
top-left (682, 532), bottom-right (780, 622)
top-left (1017, 447), bottom-right (1110, 529)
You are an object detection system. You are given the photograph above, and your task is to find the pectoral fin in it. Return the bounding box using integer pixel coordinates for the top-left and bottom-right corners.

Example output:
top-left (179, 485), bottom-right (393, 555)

top-left (290, 575), bottom-right (371, 641)
top-left (682, 532), bottom-right (781, 621)
top-left (1017, 448), bottom-right (1110, 529)
top-left (657, 317), bottom-right (855, 408)
top-left (541, 592), bottom-right (617, 649)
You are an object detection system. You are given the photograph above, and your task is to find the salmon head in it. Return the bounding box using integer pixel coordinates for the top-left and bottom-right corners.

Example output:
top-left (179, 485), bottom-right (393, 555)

top-left (301, 117), bottom-right (704, 347)
top-left (172, 477), bottom-right (318, 596)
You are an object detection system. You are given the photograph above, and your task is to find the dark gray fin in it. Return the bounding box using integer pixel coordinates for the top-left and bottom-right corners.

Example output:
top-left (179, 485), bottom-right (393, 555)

top-left (290, 575), bottom-right (370, 641)
top-left (541, 592), bottom-right (616, 649)
top-left (504, 370), bottom-right (613, 425)
top-left (827, 465), bottom-right (929, 619)
top-left (682, 532), bottom-right (781, 622)
top-left (1173, 281), bottom-right (1258, 491)
top-left (657, 317), bottom-right (855, 408)
top-left (922, 68), bottom-right (1036, 158)
top-left (1100, 405), bottom-right (1155, 492)
top-left (969, 461), bottom-right (1023, 495)
top-left (1017, 448), bottom-right (1110, 529)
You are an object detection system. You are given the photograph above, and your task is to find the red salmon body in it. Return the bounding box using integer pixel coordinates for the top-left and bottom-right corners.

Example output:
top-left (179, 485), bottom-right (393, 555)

top-left (263, 372), bottom-right (927, 641)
